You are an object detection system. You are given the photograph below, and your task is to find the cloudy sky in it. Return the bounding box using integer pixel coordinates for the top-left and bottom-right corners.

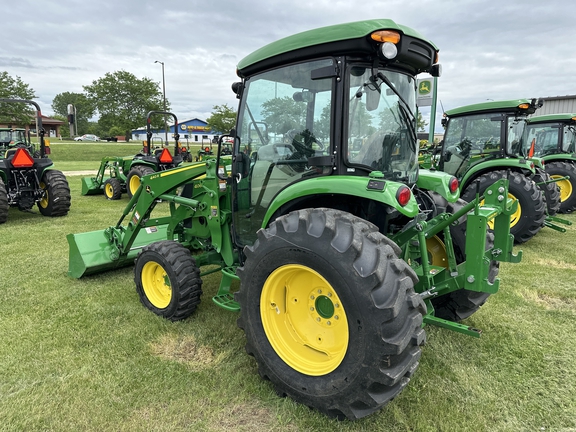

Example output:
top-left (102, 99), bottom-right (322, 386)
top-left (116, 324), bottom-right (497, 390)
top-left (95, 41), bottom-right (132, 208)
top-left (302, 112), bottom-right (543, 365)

top-left (2, 0), bottom-right (574, 131)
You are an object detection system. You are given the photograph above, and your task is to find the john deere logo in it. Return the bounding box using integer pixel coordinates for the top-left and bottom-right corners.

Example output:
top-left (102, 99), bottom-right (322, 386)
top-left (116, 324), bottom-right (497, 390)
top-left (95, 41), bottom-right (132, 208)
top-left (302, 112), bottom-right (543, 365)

top-left (419, 80), bottom-right (431, 95)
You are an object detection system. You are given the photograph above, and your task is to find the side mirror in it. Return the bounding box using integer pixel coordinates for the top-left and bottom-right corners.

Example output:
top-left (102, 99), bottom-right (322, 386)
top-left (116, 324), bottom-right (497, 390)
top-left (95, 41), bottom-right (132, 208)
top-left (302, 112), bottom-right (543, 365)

top-left (231, 82), bottom-right (243, 98)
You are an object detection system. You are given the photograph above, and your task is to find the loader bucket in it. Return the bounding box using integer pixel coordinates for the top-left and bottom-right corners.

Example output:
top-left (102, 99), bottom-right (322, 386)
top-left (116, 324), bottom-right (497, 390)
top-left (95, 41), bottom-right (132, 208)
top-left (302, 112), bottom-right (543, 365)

top-left (81, 176), bottom-right (103, 195)
top-left (67, 225), bottom-right (169, 278)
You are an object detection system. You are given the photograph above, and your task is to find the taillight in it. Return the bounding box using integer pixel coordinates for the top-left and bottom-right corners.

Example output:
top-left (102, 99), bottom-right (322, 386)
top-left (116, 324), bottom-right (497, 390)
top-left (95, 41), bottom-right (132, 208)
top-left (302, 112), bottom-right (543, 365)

top-left (158, 148), bottom-right (173, 164)
top-left (448, 176), bottom-right (459, 193)
top-left (396, 186), bottom-right (411, 206)
top-left (205, 146), bottom-right (210, 152)
top-left (11, 148), bottom-right (35, 168)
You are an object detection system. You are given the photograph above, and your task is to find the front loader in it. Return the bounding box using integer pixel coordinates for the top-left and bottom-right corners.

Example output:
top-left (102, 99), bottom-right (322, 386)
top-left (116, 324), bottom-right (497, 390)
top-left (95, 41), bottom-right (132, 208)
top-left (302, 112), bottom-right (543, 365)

top-left (81, 111), bottom-right (185, 200)
top-left (68, 19), bottom-right (521, 421)
top-left (0, 98), bottom-right (70, 223)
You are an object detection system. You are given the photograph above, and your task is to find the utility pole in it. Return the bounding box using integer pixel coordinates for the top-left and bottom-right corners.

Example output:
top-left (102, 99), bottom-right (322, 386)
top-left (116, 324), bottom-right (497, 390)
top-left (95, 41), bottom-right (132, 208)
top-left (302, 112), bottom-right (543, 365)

top-left (154, 60), bottom-right (168, 146)
top-left (67, 104), bottom-right (75, 137)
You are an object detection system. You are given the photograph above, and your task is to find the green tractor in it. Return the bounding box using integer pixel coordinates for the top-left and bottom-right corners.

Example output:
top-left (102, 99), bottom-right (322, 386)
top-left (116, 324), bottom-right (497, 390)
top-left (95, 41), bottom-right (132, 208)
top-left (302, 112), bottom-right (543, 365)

top-left (68, 19), bottom-right (521, 420)
top-left (81, 111), bottom-right (185, 200)
top-left (434, 99), bottom-right (552, 243)
top-left (0, 98), bottom-right (70, 223)
top-left (523, 113), bottom-right (576, 213)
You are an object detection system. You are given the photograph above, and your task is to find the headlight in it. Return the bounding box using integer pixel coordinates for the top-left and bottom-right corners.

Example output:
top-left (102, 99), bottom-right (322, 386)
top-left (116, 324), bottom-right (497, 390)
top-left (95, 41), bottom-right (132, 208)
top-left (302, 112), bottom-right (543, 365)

top-left (381, 42), bottom-right (398, 59)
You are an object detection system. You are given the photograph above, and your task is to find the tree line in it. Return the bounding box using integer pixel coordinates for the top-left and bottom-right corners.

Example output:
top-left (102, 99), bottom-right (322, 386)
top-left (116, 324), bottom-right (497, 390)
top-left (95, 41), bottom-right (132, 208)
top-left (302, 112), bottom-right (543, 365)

top-left (0, 71), bottom-right (236, 140)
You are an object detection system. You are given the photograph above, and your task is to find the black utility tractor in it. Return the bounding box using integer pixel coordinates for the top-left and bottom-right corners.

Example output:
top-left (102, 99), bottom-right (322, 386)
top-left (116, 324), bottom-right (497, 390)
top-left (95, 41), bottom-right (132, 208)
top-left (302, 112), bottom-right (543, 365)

top-left (0, 98), bottom-right (70, 223)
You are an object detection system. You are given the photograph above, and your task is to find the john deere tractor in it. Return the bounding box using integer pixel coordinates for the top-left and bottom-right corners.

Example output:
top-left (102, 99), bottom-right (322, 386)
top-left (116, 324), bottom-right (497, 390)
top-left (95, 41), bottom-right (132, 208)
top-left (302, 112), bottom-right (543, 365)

top-left (68, 19), bottom-right (521, 420)
top-left (523, 113), bottom-right (576, 213)
top-left (0, 98), bottom-right (70, 223)
top-left (435, 99), bottom-right (553, 243)
top-left (81, 111), bottom-right (184, 200)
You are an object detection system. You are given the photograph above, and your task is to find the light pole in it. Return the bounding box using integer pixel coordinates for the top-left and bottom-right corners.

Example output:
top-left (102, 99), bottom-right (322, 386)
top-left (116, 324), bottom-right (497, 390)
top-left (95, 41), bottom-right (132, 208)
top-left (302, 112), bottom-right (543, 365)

top-left (154, 60), bottom-right (168, 145)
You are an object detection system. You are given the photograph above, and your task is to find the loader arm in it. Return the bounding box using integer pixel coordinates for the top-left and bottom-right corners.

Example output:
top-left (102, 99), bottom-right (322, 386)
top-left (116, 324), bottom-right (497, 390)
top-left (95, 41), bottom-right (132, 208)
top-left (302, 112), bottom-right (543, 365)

top-left (68, 160), bottom-right (234, 278)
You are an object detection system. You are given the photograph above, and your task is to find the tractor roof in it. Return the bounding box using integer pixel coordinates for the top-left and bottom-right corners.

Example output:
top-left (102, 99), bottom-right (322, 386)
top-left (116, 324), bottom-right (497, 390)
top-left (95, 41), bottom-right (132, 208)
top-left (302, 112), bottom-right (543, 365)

top-left (236, 19), bottom-right (438, 78)
top-left (528, 113), bottom-right (576, 124)
top-left (445, 99), bottom-right (536, 118)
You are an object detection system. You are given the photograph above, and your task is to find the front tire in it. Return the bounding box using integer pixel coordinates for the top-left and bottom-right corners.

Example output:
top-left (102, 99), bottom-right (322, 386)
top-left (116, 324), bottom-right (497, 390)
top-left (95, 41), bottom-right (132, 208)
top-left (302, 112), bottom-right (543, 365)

top-left (545, 161), bottom-right (576, 213)
top-left (37, 170), bottom-right (71, 217)
top-left (532, 167), bottom-right (561, 216)
top-left (235, 209), bottom-right (426, 420)
top-left (126, 165), bottom-right (155, 198)
top-left (134, 241), bottom-right (203, 321)
top-left (461, 170), bottom-right (545, 244)
top-left (103, 178), bottom-right (122, 200)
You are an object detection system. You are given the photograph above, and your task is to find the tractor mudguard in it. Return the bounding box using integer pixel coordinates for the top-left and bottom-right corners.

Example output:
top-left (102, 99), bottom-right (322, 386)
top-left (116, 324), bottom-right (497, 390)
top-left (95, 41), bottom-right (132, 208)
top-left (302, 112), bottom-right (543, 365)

top-left (416, 168), bottom-right (460, 202)
top-left (460, 158), bottom-right (535, 190)
top-left (260, 173), bottom-right (420, 228)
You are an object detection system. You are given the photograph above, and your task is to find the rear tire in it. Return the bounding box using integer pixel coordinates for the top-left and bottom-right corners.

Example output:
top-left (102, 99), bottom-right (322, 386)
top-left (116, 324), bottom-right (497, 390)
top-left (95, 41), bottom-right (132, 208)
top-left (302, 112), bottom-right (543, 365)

top-left (235, 208), bottom-right (426, 420)
top-left (461, 170), bottom-right (545, 244)
top-left (134, 241), bottom-right (203, 321)
top-left (545, 161), bottom-right (576, 213)
top-left (103, 178), bottom-right (122, 200)
top-left (37, 170), bottom-right (71, 217)
top-left (0, 178), bottom-right (8, 224)
top-left (126, 165), bottom-right (155, 198)
top-left (532, 167), bottom-right (561, 216)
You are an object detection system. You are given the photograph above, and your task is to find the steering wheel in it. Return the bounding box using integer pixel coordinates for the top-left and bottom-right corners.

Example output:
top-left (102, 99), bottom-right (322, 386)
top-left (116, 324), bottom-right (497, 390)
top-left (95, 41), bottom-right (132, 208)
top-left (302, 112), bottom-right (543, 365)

top-left (286, 129), bottom-right (325, 153)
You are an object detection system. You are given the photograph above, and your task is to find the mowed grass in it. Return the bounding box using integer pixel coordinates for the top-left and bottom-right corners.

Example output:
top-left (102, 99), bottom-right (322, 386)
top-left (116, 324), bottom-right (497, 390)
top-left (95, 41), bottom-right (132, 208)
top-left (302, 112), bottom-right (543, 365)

top-left (1, 143), bottom-right (575, 431)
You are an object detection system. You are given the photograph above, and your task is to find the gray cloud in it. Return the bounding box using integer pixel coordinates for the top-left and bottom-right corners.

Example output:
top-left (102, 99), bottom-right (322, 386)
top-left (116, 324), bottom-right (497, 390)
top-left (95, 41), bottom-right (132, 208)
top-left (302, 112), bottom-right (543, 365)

top-left (2, 0), bottom-right (574, 126)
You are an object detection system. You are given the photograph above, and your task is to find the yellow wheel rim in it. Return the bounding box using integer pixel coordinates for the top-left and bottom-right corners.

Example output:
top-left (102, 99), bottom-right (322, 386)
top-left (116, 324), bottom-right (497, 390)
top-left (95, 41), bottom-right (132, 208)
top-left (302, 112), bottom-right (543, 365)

top-left (129, 175), bottom-right (141, 196)
top-left (426, 236), bottom-right (448, 267)
top-left (481, 193), bottom-right (521, 229)
top-left (260, 264), bottom-right (349, 376)
top-left (104, 182), bottom-right (114, 198)
top-left (141, 261), bottom-right (172, 309)
top-left (38, 181), bottom-right (49, 209)
top-left (550, 175), bottom-right (572, 202)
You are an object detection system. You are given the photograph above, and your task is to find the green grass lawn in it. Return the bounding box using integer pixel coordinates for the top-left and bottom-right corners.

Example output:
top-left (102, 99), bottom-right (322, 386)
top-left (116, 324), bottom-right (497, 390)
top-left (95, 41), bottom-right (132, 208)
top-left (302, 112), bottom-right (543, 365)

top-left (1, 146), bottom-right (575, 431)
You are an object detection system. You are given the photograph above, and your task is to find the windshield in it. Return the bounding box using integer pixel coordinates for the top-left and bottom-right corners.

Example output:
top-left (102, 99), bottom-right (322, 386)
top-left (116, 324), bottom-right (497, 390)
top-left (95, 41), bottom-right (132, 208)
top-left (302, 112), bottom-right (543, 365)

top-left (440, 112), bottom-right (503, 178)
top-left (346, 67), bottom-right (418, 184)
top-left (0, 129), bottom-right (27, 146)
top-left (523, 123), bottom-right (561, 157)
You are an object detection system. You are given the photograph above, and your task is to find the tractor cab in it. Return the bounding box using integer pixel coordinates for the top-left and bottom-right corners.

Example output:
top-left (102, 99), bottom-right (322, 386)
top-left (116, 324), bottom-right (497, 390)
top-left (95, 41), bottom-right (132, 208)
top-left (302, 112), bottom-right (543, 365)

top-left (439, 99), bottom-right (541, 179)
top-left (0, 128), bottom-right (38, 157)
top-left (522, 113), bottom-right (576, 213)
top-left (523, 113), bottom-right (576, 157)
top-left (230, 22), bottom-right (440, 246)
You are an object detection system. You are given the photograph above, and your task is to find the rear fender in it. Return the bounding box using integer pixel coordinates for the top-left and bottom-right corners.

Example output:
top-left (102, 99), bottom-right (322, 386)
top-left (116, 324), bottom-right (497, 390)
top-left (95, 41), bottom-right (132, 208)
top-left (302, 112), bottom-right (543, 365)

top-left (261, 175), bottom-right (419, 228)
top-left (460, 159), bottom-right (535, 190)
top-left (417, 168), bottom-right (460, 202)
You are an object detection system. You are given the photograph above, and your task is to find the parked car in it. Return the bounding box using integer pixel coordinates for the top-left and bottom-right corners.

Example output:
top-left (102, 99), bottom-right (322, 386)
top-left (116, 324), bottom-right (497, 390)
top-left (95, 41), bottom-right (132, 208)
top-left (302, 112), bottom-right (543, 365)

top-left (74, 134), bottom-right (100, 142)
top-left (101, 136), bottom-right (118, 142)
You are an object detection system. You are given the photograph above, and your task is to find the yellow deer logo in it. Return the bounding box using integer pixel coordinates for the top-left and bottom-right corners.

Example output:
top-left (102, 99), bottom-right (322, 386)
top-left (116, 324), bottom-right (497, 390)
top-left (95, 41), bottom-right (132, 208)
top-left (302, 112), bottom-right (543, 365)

top-left (419, 81), bottom-right (431, 95)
